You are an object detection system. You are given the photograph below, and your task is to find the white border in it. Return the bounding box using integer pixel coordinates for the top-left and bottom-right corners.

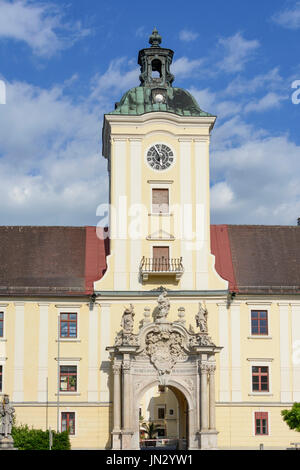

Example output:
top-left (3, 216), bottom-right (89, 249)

top-left (247, 304), bottom-right (272, 339)
top-left (57, 307), bottom-right (80, 342)
top-left (248, 360), bottom-right (273, 396)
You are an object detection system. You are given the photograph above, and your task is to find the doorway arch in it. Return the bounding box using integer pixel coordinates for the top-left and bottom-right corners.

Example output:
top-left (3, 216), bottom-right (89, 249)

top-left (107, 295), bottom-right (221, 450)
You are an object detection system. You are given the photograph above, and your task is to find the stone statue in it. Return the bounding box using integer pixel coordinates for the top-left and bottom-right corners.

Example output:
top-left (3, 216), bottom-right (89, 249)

top-left (121, 304), bottom-right (135, 334)
top-left (155, 290), bottom-right (170, 321)
top-left (0, 395), bottom-right (16, 449)
top-left (195, 302), bottom-right (208, 333)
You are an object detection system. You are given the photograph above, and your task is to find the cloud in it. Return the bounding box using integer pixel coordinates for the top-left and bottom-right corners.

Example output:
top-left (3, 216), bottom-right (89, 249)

top-left (217, 32), bottom-right (260, 73)
top-left (224, 67), bottom-right (283, 96)
top-left (244, 92), bottom-right (288, 113)
top-left (90, 57), bottom-right (139, 101)
top-left (179, 29), bottom-right (199, 42)
top-left (0, 78), bottom-right (108, 225)
top-left (0, 0), bottom-right (90, 57)
top-left (189, 86), bottom-right (242, 118)
top-left (210, 133), bottom-right (300, 225)
top-left (171, 57), bottom-right (203, 78)
top-left (272, 2), bottom-right (300, 29)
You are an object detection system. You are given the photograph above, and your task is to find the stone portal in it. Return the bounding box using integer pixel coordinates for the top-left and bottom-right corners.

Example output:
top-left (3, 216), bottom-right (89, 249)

top-left (107, 293), bottom-right (222, 450)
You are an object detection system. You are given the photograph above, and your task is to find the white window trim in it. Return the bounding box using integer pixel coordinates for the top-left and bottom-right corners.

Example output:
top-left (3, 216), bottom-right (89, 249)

top-left (56, 306), bottom-right (81, 342)
top-left (0, 304), bottom-right (8, 342)
top-left (149, 184), bottom-right (172, 216)
top-left (57, 359), bottom-right (81, 396)
top-left (252, 410), bottom-right (271, 437)
top-left (60, 409), bottom-right (77, 437)
top-left (248, 359), bottom-right (273, 396)
top-left (247, 303), bottom-right (272, 338)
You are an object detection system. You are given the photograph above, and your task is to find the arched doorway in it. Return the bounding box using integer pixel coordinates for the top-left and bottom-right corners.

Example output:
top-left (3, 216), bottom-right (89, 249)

top-left (107, 293), bottom-right (221, 450)
top-left (137, 383), bottom-right (189, 450)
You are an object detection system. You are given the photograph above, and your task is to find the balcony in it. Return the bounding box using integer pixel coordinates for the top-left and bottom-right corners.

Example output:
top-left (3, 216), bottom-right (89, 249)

top-left (140, 257), bottom-right (184, 281)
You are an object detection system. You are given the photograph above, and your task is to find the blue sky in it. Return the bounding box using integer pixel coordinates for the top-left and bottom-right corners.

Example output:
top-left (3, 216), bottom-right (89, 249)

top-left (0, 0), bottom-right (300, 226)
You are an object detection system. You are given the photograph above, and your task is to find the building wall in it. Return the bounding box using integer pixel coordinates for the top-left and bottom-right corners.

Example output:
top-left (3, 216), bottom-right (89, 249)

top-left (0, 297), bottom-right (299, 449)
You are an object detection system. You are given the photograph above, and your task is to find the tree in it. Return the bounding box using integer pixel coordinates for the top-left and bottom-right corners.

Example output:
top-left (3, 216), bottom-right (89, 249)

top-left (281, 403), bottom-right (300, 432)
top-left (141, 422), bottom-right (161, 439)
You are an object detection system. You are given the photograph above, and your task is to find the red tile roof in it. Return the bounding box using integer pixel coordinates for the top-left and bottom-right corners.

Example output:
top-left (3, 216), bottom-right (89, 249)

top-left (0, 224), bottom-right (299, 296)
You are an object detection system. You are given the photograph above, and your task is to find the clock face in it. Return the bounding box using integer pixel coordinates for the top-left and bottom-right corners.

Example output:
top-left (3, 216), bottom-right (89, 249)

top-left (146, 144), bottom-right (175, 171)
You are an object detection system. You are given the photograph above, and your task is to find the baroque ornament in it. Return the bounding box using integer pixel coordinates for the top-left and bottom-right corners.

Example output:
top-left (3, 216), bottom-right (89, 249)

top-left (145, 329), bottom-right (186, 376)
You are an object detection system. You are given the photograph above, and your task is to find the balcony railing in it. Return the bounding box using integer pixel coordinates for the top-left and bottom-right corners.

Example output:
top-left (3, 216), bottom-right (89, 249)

top-left (140, 257), bottom-right (184, 281)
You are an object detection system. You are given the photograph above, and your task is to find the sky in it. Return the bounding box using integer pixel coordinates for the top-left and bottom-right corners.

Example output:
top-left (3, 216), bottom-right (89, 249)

top-left (0, 0), bottom-right (300, 226)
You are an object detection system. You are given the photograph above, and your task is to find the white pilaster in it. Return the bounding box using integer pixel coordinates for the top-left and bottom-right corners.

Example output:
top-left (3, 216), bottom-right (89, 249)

top-left (218, 302), bottom-right (230, 401)
top-left (194, 139), bottom-right (209, 290)
top-left (113, 139), bottom-right (128, 290)
top-left (278, 302), bottom-right (292, 402)
top-left (129, 139), bottom-right (142, 290)
top-left (231, 303), bottom-right (242, 401)
top-left (88, 302), bottom-right (99, 402)
top-left (37, 303), bottom-right (49, 402)
top-left (291, 303), bottom-right (300, 401)
top-left (99, 303), bottom-right (111, 402)
top-left (13, 302), bottom-right (25, 402)
top-left (180, 139), bottom-right (193, 289)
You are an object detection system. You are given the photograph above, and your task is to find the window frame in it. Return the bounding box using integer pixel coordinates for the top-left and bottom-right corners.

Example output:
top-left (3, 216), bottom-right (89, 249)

top-left (0, 304), bottom-right (8, 341)
top-left (251, 366), bottom-right (269, 393)
top-left (0, 365), bottom-right (2, 393)
top-left (254, 412), bottom-right (269, 436)
top-left (0, 312), bottom-right (3, 338)
top-left (59, 365), bottom-right (78, 393)
top-left (151, 188), bottom-right (170, 215)
top-left (60, 313), bottom-right (78, 339)
top-left (246, 303), bottom-right (272, 339)
top-left (157, 406), bottom-right (166, 420)
top-left (61, 411), bottom-right (76, 436)
top-left (251, 310), bottom-right (268, 336)
top-left (56, 306), bottom-right (81, 342)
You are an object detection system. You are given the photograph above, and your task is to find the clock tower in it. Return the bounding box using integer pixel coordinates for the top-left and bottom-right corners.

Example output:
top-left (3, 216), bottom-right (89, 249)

top-left (94, 29), bottom-right (227, 293)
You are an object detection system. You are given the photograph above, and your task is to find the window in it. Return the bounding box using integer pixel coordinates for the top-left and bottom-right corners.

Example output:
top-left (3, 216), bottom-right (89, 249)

top-left (0, 365), bottom-right (2, 392)
top-left (60, 313), bottom-right (77, 338)
top-left (255, 412), bottom-right (268, 435)
top-left (157, 428), bottom-right (166, 437)
top-left (158, 407), bottom-right (165, 420)
top-left (61, 412), bottom-right (75, 435)
top-left (169, 409), bottom-right (174, 416)
top-left (60, 366), bottom-right (77, 392)
top-left (0, 312), bottom-right (3, 337)
top-left (251, 311), bottom-right (268, 335)
top-left (252, 366), bottom-right (269, 392)
top-left (152, 188), bottom-right (169, 214)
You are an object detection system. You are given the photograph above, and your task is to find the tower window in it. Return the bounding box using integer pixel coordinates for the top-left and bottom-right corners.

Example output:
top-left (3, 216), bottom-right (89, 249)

top-left (151, 59), bottom-right (162, 78)
top-left (152, 188), bottom-right (169, 214)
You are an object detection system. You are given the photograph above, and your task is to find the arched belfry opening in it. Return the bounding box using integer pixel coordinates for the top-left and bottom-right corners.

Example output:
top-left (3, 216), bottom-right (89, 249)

top-left (107, 291), bottom-right (222, 450)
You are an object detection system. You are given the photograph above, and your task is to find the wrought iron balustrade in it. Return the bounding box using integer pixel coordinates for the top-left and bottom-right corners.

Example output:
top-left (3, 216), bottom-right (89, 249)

top-left (140, 257), bottom-right (184, 280)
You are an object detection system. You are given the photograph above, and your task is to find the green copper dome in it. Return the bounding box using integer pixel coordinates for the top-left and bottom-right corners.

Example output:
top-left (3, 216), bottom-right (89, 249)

top-left (110, 86), bottom-right (213, 117)
top-left (108, 29), bottom-right (214, 118)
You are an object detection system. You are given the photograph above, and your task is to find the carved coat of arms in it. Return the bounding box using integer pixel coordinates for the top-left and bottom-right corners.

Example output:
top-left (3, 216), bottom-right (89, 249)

top-left (145, 329), bottom-right (186, 375)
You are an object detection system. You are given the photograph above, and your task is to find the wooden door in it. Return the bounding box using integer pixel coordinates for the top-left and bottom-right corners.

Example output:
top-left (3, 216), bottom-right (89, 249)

top-left (153, 246), bottom-right (169, 271)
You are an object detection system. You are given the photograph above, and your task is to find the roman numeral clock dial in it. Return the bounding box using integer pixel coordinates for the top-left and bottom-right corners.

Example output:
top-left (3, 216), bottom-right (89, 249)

top-left (146, 144), bottom-right (175, 171)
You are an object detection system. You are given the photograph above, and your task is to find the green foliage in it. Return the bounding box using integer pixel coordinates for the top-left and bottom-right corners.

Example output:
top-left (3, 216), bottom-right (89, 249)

top-left (281, 403), bottom-right (300, 432)
top-left (11, 424), bottom-right (71, 451)
top-left (141, 421), bottom-right (161, 439)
